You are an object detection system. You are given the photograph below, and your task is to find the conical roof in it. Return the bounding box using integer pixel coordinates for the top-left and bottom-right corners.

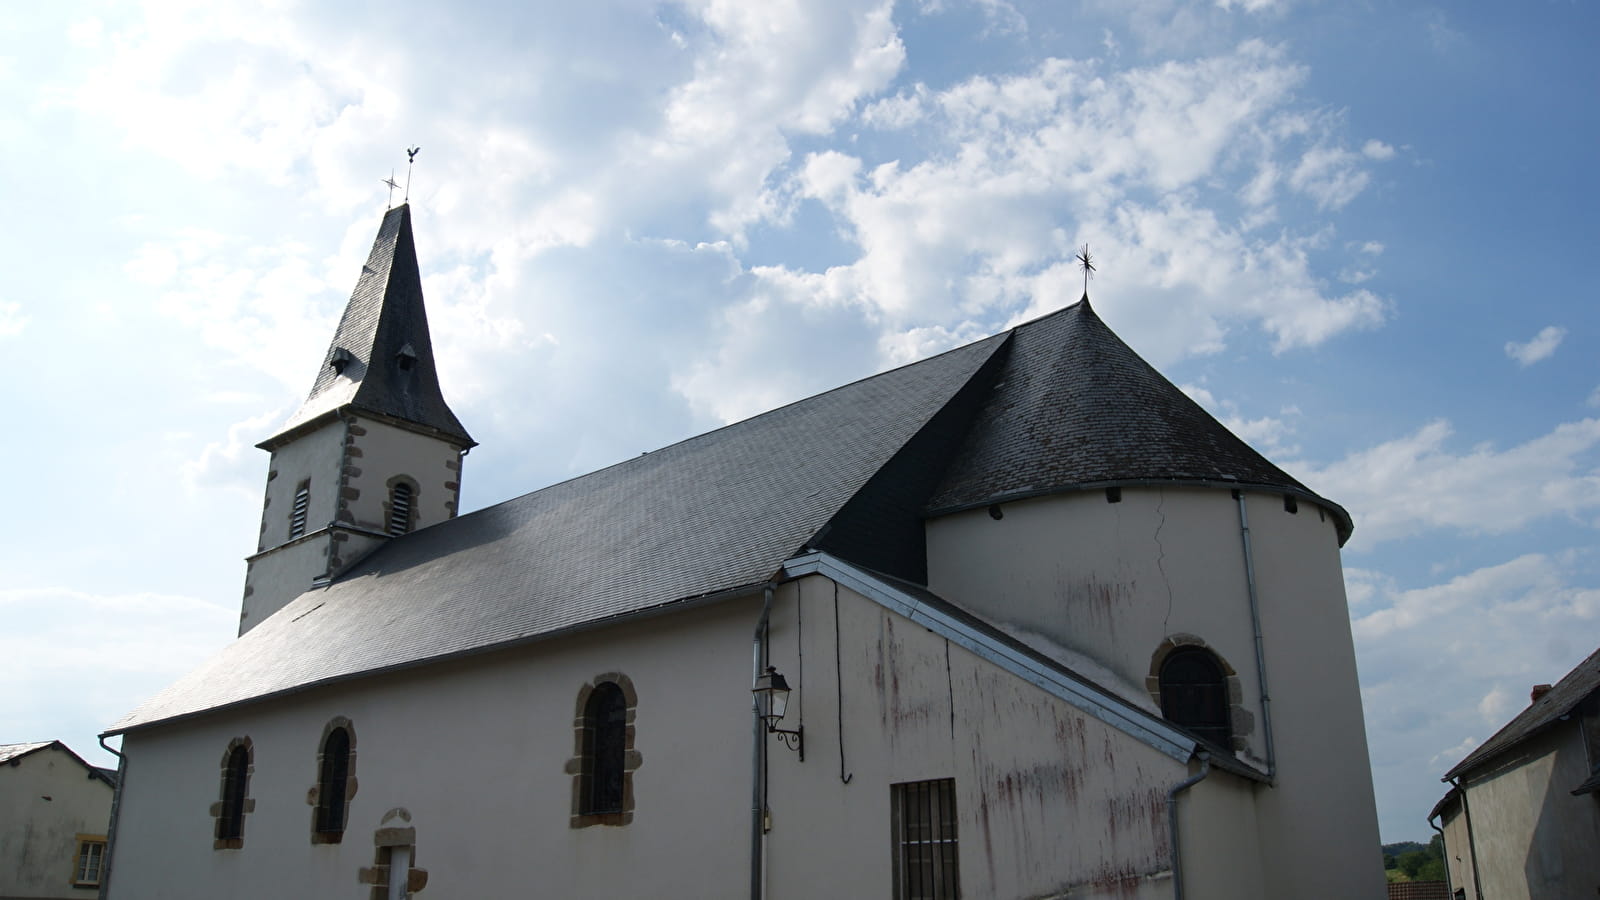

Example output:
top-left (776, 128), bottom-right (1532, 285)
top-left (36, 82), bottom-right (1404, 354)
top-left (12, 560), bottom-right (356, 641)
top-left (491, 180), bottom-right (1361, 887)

top-left (928, 298), bottom-right (1352, 543)
top-left (261, 204), bottom-right (473, 448)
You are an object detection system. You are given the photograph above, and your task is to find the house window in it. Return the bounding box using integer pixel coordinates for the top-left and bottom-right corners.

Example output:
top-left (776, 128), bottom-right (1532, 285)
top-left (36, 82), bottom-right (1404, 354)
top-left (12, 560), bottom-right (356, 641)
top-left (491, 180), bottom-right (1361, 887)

top-left (310, 718), bottom-right (357, 843)
top-left (289, 481), bottom-right (311, 539)
top-left (212, 738), bottom-right (253, 848)
top-left (387, 481), bottom-right (415, 536)
top-left (892, 778), bottom-right (960, 900)
top-left (1159, 646), bottom-right (1231, 747)
top-left (71, 835), bottom-right (106, 887)
top-left (567, 673), bottom-right (642, 827)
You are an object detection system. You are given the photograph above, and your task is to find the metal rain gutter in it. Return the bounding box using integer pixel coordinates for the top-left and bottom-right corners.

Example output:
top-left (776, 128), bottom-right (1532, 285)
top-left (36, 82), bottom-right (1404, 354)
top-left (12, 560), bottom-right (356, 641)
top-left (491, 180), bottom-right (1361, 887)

top-left (96, 735), bottom-right (125, 900)
top-left (1234, 489), bottom-right (1276, 780)
top-left (781, 551), bottom-right (1195, 763)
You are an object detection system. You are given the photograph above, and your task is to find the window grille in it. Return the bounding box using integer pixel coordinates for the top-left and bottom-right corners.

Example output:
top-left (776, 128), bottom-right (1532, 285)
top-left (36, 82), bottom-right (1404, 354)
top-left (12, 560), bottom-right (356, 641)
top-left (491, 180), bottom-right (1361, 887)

top-left (892, 778), bottom-right (960, 900)
top-left (388, 482), bottom-right (414, 536)
top-left (1159, 647), bottom-right (1231, 747)
top-left (218, 744), bottom-right (249, 841)
top-left (289, 482), bottom-right (310, 539)
top-left (582, 682), bottom-right (627, 815)
top-left (316, 727), bottom-right (351, 838)
top-left (73, 838), bottom-right (106, 886)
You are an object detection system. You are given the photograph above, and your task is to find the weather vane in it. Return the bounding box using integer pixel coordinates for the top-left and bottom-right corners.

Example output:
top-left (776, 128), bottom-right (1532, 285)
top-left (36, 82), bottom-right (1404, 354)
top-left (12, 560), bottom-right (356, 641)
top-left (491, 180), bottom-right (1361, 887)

top-left (382, 171), bottom-right (401, 208)
top-left (404, 146), bottom-right (420, 203)
top-left (1076, 243), bottom-right (1096, 297)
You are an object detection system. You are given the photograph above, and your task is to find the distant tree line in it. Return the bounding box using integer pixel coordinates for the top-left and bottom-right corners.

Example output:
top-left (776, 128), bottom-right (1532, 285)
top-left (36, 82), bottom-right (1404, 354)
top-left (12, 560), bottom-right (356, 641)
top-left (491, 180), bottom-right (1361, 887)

top-left (1382, 835), bottom-right (1445, 881)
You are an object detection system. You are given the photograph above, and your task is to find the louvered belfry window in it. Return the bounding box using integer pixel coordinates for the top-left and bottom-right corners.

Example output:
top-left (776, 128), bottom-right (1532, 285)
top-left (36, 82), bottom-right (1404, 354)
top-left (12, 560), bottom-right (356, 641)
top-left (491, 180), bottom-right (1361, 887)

top-left (288, 482), bottom-right (310, 539)
top-left (387, 482), bottom-right (414, 536)
top-left (892, 778), bottom-right (961, 900)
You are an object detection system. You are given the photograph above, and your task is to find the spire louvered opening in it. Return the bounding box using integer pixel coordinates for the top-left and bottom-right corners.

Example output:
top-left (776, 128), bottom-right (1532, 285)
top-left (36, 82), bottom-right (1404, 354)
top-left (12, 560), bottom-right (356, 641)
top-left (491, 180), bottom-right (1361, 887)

top-left (289, 482), bottom-right (310, 539)
top-left (387, 482), bottom-right (414, 536)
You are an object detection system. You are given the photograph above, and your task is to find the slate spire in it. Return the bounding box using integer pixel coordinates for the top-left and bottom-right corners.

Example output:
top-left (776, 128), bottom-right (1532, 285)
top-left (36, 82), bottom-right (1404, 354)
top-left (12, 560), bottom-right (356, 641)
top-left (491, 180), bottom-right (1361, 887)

top-left (262, 204), bottom-right (474, 448)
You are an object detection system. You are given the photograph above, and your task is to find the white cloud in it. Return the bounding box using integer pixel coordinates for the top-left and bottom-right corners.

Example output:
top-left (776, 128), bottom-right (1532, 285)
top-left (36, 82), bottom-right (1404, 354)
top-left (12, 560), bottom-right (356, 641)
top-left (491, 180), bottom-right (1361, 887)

top-left (1351, 552), bottom-right (1599, 840)
top-left (1505, 325), bottom-right (1567, 366)
top-left (1298, 418), bottom-right (1600, 548)
top-left (0, 300), bottom-right (27, 337)
top-left (1362, 139), bottom-right (1395, 160)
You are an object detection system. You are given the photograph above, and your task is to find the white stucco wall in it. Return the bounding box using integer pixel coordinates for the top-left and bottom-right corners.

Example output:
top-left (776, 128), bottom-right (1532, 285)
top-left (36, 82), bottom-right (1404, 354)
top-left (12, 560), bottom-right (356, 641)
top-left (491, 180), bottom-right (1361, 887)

top-left (242, 415), bottom-right (465, 634)
top-left (925, 486), bottom-right (1383, 899)
top-left (0, 746), bottom-right (114, 899)
top-left (110, 571), bottom-right (1262, 900)
top-left (763, 577), bottom-right (1189, 900)
top-left (1442, 725), bottom-right (1600, 899)
top-left (341, 417), bottom-right (464, 534)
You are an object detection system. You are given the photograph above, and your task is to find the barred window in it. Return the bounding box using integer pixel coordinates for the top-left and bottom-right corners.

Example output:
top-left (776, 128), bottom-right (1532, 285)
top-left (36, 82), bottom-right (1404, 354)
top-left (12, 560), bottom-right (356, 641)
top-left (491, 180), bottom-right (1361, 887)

top-left (891, 778), bottom-right (960, 900)
top-left (1159, 646), bottom-right (1231, 747)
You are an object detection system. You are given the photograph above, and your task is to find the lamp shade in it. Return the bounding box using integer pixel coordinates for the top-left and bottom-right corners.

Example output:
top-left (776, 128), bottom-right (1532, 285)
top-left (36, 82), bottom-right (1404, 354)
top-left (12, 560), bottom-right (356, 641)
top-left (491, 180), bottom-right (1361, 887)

top-left (752, 665), bottom-right (791, 725)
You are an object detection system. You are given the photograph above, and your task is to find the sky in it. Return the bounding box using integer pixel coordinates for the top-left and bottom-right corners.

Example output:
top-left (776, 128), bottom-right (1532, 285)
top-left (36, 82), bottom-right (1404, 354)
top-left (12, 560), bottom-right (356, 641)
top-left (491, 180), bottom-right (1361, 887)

top-left (1, 0), bottom-right (1595, 844)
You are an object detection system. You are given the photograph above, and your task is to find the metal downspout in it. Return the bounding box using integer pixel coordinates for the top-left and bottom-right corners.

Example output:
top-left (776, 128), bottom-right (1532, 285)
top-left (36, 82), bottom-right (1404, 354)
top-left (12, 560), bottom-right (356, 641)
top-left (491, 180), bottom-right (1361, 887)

top-left (1427, 812), bottom-right (1452, 897)
top-left (1450, 776), bottom-right (1485, 900)
top-left (1166, 751), bottom-right (1211, 900)
top-left (751, 584), bottom-right (775, 900)
top-left (96, 735), bottom-right (125, 900)
top-left (1233, 490), bottom-right (1276, 779)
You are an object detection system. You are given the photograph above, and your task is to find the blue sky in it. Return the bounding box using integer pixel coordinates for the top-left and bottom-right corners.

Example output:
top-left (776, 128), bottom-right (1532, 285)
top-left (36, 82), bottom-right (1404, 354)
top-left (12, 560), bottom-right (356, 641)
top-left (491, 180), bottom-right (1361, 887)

top-left (1, 0), bottom-right (1595, 844)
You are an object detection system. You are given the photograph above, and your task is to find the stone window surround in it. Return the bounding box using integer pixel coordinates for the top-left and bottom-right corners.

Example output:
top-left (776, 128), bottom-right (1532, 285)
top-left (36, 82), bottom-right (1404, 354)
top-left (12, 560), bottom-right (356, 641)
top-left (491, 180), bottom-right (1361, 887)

top-left (566, 672), bottom-right (643, 828)
top-left (308, 716), bottom-right (358, 844)
top-left (209, 737), bottom-right (255, 850)
top-left (1146, 634), bottom-right (1253, 753)
top-left (358, 808), bottom-right (429, 900)
top-left (384, 475), bottom-right (420, 536)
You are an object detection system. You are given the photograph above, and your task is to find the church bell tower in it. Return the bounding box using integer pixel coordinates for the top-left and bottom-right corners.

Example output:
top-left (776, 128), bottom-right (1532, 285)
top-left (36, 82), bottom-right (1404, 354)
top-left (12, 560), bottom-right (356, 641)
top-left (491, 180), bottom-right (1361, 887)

top-left (240, 204), bottom-right (474, 634)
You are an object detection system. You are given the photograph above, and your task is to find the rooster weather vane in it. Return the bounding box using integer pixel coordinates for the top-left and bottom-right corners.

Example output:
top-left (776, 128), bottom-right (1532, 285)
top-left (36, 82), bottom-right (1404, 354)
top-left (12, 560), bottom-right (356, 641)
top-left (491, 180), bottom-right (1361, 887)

top-left (382, 147), bottom-right (422, 208)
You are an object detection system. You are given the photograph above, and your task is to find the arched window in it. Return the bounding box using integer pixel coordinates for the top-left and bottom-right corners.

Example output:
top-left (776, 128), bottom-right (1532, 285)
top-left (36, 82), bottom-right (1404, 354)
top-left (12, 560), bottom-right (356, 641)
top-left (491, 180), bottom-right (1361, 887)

top-left (212, 738), bottom-right (253, 849)
top-left (387, 481), bottom-right (415, 536)
top-left (582, 682), bottom-right (627, 815)
top-left (567, 673), bottom-right (641, 827)
top-left (1159, 647), bottom-right (1231, 747)
top-left (312, 722), bottom-right (355, 842)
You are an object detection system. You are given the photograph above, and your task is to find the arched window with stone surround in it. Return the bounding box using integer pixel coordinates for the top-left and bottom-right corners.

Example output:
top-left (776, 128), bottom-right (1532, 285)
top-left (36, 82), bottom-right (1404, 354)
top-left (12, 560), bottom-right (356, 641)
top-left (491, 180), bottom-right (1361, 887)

top-left (212, 737), bottom-right (253, 849)
top-left (567, 673), bottom-right (642, 827)
top-left (1159, 646), bottom-right (1231, 747)
top-left (311, 719), bottom-right (357, 843)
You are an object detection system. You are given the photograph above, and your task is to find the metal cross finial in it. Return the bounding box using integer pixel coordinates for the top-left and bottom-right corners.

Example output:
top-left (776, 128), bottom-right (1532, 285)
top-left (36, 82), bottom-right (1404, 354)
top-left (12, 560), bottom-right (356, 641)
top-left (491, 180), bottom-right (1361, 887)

top-left (1076, 243), bottom-right (1096, 297)
top-left (382, 172), bottom-right (401, 208)
top-left (404, 146), bottom-right (420, 203)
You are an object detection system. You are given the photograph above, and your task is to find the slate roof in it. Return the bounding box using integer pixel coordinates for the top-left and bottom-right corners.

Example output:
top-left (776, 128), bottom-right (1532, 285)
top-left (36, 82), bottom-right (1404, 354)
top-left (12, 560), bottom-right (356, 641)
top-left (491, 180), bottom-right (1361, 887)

top-left (929, 298), bottom-right (1353, 544)
top-left (261, 204), bottom-right (473, 448)
top-left (109, 332), bottom-right (1007, 733)
top-left (1444, 645), bottom-right (1600, 780)
top-left (108, 206), bottom-right (1351, 734)
top-left (0, 740), bottom-right (117, 786)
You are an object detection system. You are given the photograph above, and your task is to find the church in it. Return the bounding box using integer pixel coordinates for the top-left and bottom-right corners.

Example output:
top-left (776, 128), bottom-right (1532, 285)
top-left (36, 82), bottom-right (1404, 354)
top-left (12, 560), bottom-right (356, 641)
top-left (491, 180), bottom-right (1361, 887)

top-left (100, 204), bottom-right (1383, 899)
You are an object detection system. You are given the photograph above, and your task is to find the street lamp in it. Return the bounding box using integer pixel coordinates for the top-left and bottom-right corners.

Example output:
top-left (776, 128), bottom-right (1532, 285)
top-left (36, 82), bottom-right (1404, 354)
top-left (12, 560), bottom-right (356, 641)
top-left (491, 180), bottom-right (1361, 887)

top-left (752, 665), bottom-right (804, 758)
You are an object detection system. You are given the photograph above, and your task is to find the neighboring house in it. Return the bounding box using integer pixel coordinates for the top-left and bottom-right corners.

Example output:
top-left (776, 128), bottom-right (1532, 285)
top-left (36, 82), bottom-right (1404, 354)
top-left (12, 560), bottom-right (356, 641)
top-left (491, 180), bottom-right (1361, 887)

top-left (1431, 647), bottom-right (1600, 900)
top-left (0, 741), bottom-right (116, 898)
top-left (100, 204), bottom-right (1384, 899)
